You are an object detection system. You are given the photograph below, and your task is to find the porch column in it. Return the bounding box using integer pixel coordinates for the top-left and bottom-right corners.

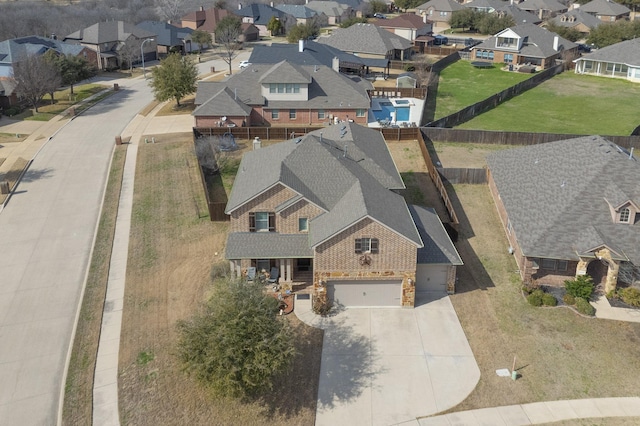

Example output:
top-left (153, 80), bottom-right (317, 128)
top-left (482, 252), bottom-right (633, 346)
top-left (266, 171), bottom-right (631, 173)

top-left (576, 258), bottom-right (590, 276)
top-left (286, 259), bottom-right (292, 282)
top-left (604, 261), bottom-right (620, 294)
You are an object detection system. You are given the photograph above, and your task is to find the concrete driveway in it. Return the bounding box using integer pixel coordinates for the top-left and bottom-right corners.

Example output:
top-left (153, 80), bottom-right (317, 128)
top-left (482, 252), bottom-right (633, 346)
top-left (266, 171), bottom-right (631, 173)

top-left (296, 292), bottom-right (480, 426)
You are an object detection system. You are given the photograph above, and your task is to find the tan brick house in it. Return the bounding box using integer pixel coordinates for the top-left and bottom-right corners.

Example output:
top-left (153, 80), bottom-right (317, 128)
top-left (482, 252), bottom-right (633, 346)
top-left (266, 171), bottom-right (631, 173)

top-left (225, 124), bottom-right (461, 307)
top-left (193, 60), bottom-right (372, 128)
top-left (486, 136), bottom-right (640, 293)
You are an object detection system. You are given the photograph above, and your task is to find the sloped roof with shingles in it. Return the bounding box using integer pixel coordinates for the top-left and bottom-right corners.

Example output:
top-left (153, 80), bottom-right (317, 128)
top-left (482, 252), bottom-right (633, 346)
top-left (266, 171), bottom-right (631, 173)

top-left (549, 9), bottom-right (602, 29)
top-left (318, 23), bottom-right (412, 55)
top-left (580, 0), bottom-right (630, 16)
top-left (275, 4), bottom-right (318, 19)
top-left (517, 0), bottom-right (567, 13)
top-left (65, 21), bottom-right (155, 44)
top-left (575, 38), bottom-right (640, 67)
top-left (136, 21), bottom-right (192, 47)
top-left (464, 0), bottom-right (504, 12)
top-left (259, 61), bottom-right (312, 84)
top-left (237, 3), bottom-right (289, 25)
top-left (410, 205), bottom-right (463, 265)
top-left (192, 86), bottom-right (252, 116)
top-left (225, 124), bottom-right (422, 250)
top-left (180, 7), bottom-right (235, 32)
top-left (473, 23), bottom-right (577, 58)
top-left (226, 233), bottom-right (313, 258)
top-left (486, 136), bottom-right (640, 263)
top-left (496, 4), bottom-right (542, 24)
top-left (0, 35), bottom-right (86, 65)
top-left (373, 13), bottom-right (431, 29)
top-left (416, 0), bottom-right (466, 12)
top-left (306, 0), bottom-right (350, 17)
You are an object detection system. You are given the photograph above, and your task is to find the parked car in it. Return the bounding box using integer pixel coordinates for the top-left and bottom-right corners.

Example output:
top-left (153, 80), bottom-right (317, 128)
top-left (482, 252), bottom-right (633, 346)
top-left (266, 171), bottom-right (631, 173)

top-left (239, 60), bottom-right (251, 69)
top-left (373, 13), bottom-right (386, 19)
top-left (433, 35), bottom-right (448, 46)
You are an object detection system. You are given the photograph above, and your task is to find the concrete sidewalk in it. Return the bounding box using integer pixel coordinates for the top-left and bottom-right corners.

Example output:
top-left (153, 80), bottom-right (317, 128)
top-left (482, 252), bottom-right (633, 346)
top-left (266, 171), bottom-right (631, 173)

top-left (591, 294), bottom-right (640, 323)
top-left (410, 397), bottom-right (640, 425)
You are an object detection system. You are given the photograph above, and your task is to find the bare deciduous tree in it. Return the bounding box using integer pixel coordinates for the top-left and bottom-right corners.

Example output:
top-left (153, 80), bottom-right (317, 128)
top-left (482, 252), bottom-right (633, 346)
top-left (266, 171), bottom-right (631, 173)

top-left (12, 54), bottom-right (61, 113)
top-left (117, 37), bottom-right (142, 71)
top-left (215, 16), bottom-right (242, 75)
top-left (155, 0), bottom-right (188, 22)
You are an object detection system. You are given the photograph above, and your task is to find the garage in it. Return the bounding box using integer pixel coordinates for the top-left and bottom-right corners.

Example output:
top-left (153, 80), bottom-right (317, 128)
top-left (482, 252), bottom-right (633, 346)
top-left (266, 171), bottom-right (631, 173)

top-left (327, 280), bottom-right (402, 307)
top-left (416, 264), bottom-right (449, 293)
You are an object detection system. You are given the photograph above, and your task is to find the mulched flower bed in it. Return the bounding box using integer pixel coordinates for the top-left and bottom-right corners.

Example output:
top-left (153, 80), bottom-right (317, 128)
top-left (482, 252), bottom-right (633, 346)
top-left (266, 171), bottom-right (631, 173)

top-left (607, 296), bottom-right (640, 310)
top-left (541, 285), bottom-right (567, 306)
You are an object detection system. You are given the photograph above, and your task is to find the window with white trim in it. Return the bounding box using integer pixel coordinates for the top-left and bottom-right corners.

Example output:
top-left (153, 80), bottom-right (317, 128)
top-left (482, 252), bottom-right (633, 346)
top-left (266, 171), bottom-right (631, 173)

top-left (272, 109), bottom-right (279, 119)
top-left (298, 217), bottom-right (308, 232)
top-left (249, 212), bottom-right (275, 232)
top-left (289, 109), bottom-right (296, 119)
top-left (356, 109), bottom-right (365, 117)
top-left (318, 109), bottom-right (326, 119)
top-left (354, 237), bottom-right (379, 254)
top-left (620, 207), bottom-right (630, 223)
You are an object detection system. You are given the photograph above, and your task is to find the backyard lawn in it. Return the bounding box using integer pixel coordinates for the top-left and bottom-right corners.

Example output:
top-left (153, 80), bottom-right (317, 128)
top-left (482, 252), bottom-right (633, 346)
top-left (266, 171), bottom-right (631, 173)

top-left (457, 72), bottom-right (640, 136)
top-left (434, 61), bottom-right (531, 120)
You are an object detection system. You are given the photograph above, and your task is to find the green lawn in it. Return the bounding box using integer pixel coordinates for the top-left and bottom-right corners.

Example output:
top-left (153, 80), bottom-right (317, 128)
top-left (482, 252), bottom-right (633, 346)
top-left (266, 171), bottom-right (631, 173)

top-left (434, 61), bottom-right (532, 119)
top-left (457, 72), bottom-right (640, 136)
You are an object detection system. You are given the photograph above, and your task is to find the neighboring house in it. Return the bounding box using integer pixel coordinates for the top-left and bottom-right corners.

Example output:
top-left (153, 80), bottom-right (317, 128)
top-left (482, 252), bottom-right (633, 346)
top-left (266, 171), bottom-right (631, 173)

top-left (225, 123), bottom-right (461, 307)
top-left (574, 38), bottom-right (640, 82)
top-left (486, 136), bottom-right (640, 293)
top-left (64, 21), bottom-right (156, 70)
top-left (179, 6), bottom-right (259, 43)
top-left (306, 0), bottom-right (354, 25)
top-left (372, 13), bottom-right (433, 47)
top-left (275, 4), bottom-right (328, 27)
top-left (192, 60), bottom-right (372, 127)
top-left (471, 23), bottom-right (577, 68)
top-left (249, 39), bottom-right (390, 76)
top-left (579, 0), bottom-right (631, 22)
top-left (548, 9), bottom-right (602, 36)
top-left (415, 0), bottom-right (466, 28)
top-left (136, 21), bottom-right (194, 56)
top-left (464, 0), bottom-right (504, 14)
top-left (516, 0), bottom-right (568, 20)
top-left (0, 35), bottom-right (98, 108)
top-left (237, 3), bottom-right (296, 36)
top-left (495, 4), bottom-right (543, 25)
top-left (317, 23), bottom-right (414, 61)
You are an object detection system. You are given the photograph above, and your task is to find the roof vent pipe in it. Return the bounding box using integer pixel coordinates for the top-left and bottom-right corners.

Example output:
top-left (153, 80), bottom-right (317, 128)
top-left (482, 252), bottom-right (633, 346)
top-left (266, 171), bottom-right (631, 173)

top-left (630, 147), bottom-right (635, 159)
top-left (553, 35), bottom-right (559, 51)
top-left (299, 39), bottom-right (305, 52)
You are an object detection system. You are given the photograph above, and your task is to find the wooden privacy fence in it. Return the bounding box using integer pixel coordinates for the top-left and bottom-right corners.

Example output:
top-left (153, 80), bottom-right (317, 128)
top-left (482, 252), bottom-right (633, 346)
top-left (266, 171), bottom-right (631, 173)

top-left (195, 160), bottom-right (228, 222)
top-left (438, 168), bottom-right (487, 184)
top-left (417, 130), bottom-right (460, 225)
top-left (421, 128), bottom-right (640, 149)
top-left (368, 87), bottom-right (427, 98)
top-left (195, 126), bottom-right (420, 142)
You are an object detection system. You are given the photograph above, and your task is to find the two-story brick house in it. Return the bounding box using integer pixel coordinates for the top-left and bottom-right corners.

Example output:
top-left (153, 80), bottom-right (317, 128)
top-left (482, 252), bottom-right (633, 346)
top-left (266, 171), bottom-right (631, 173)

top-left (225, 124), bottom-right (462, 307)
top-left (487, 136), bottom-right (640, 293)
top-left (193, 60), bottom-right (372, 127)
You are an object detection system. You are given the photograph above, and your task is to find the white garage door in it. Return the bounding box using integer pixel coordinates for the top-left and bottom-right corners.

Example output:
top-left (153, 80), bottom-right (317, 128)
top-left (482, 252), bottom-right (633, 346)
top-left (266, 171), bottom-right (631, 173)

top-left (416, 265), bottom-right (448, 293)
top-left (327, 280), bottom-right (402, 307)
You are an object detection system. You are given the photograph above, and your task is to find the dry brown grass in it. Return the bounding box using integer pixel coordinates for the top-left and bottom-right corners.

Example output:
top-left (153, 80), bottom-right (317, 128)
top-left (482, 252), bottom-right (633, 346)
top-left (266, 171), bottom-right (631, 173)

top-left (156, 96), bottom-right (196, 116)
top-left (0, 157), bottom-right (29, 204)
top-left (118, 139), bottom-right (322, 425)
top-left (445, 183), bottom-right (640, 411)
top-left (430, 141), bottom-right (515, 168)
top-left (0, 132), bottom-right (28, 143)
top-left (63, 145), bottom-right (128, 425)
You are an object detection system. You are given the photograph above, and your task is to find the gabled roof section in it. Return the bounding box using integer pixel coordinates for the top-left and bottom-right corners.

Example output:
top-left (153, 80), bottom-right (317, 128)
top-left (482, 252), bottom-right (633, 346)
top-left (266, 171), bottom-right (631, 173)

top-left (474, 23), bottom-right (577, 58)
top-left (306, 0), bottom-right (350, 17)
top-left (373, 13), bottom-right (431, 29)
top-left (464, 0), bottom-right (504, 12)
top-left (517, 0), bottom-right (567, 12)
top-left (237, 3), bottom-right (289, 25)
top-left (410, 205), bottom-right (463, 265)
top-left (416, 0), bottom-right (466, 12)
top-left (580, 0), bottom-right (630, 15)
top-left (259, 61), bottom-right (312, 84)
top-left (65, 21), bottom-right (155, 44)
top-left (180, 7), bottom-right (235, 32)
top-left (318, 23), bottom-right (412, 55)
top-left (496, 4), bottom-right (542, 24)
top-left (0, 36), bottom-right (86, 65)
top-left (550, 9), bottom-right (602, 29)
top-left (575, 38), bottom-right (640, 67)
top-left (226, 124), bottom-right (420, 246)
top-left (136, 21), bottom-right (192, 46)
top-left (275, 4), bottom-right (318, 19)
top-left (192, 86), bottom-right (252, 117)
top-left (487, 136), bottom-right (640, 264)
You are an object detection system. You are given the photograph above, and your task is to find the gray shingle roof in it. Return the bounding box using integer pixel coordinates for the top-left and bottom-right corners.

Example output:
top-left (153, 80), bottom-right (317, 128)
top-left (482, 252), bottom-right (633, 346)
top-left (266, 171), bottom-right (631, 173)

top-left (549, 9), bottom-right (602, 29)
top-left (575, 38), bottom-right (640, 67)
top-left (486, 136), bottom-right (640, 264)
top-left (237, 3), bottom-right (290, 25)
top-left (580, 0), bottom-right (630, 16)
top-left (317, 23), bottom-right (412, 55)
top-left (65, 21), bottom-right (155, 44)
top-left (416, 0), bottom-right (466, 12)
top-left (225, 124), bottom-right (422, 249)
top-left (0, 35), bottom-right (86, 65)
top-left (192, 86), bottom-right (252, 117)
top-left (306, 1), bottom-right (350, 17)
top-left (410, 205), bottom-right (462, 265)
top-left (259, 61), bottom-right (312, 84)
top-left (517, 0), bottom-right (567, 13)
top-left (473, 23), bottom-right (577, 58)
top-left (136, 21), bottom-right (192, 47)
top-left (464, 0), bottom-right (504, 12)
top-left (496, 4), bottom-right (542, 25)
top-left (193, 61), bottom-right (371, 113)
top-left (226, 233), bottom-right (313, 258)
top-left (275, 4), bottom-right (318, 19)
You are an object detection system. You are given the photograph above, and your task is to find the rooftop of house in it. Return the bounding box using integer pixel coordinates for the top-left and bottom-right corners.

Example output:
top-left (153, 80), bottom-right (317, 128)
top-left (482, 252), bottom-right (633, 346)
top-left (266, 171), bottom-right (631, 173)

top-left (496, 4), bottom-right (542, 24)
top-left (179, 7), bottom-right (235, 32)
top-left (225, 123), bottom-right (423, 249)
top-left (549, 9), bottom-right (603, 29)
top-left (516, 0), bottom-right (568, 12)
top-left (0, 35), bottom-right (87, 64)
top-left (410, 205), bottom-right (463, 265)
top-left (275, 4), bottom-right (318, 19)
top-left (372, 13), bottom-right (432, 29)
top-left (415, 0), bottom-right (466, 12)
top-left (317, 23), bottom-right (412, 55)
top-left (580, 0), bottom-right (631, 16)
top-left (65, 21), bottom-right (155, 44)
top-left (193, 60), bottom-right (371, 113)
top-left (135, 21), bottom-right (192, 46)
top-left (474, 23), bottom-right (577, 58)
top-left (464, 0), bottom-right (504, 12)
top-left (575, 38), bottom-right (640, 67)
top-left (306, 0), bottom-right (351, 16)
top-left (486, 136), bottom-right (640, 263)
top-left (237, 3), bottom-right (290, 25)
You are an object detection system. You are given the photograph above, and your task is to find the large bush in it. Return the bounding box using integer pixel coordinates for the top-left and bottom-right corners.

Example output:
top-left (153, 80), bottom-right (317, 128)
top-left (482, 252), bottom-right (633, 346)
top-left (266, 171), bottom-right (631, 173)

top-left (527, 289), bottom-right (544, 307)
top-left (542, 293), bottom-right (557, 307)
top-left (563, 293), bottom-right (576, 305)
top-left (620, 287), bottom-right (640, 307)
top-left (576, 297), bottom-right (595, 316)
top-left (565, 275), bottom-right (594, 300)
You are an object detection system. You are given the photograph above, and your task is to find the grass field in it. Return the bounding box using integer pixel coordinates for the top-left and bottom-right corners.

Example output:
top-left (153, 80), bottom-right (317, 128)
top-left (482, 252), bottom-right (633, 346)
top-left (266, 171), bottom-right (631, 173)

top-left (446, 183), bottom-right (640, 412)
top-left (118, 139), bottom-right (322, 425)
top-left (434, 61), bottom-right (532, 119)
top-left (457, 73), bottom-right (640, 135)
top-left (12, 84), bottom-right (110, 121)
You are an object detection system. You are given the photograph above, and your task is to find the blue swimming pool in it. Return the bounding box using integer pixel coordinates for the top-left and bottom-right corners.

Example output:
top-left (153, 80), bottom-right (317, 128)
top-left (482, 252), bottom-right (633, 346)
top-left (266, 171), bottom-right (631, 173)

top-left (396, 107), bottom-right (410, 121)
top-left (373, 104), bottom-right (395, 121)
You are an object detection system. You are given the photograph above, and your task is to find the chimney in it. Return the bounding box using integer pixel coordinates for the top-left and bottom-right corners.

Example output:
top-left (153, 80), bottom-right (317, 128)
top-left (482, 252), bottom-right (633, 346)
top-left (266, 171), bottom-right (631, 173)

top-left (423, 14), bottom-right (427, 23)
top-left (332, 56), bottom-right (340, 72)
top-left (50, 33), bottom-right (57, 40)
top-left (270, 1), bottom-right (274, 6)
top-left (238, 3), bottom-right (242, 10)
top-left (199, 5), bottom-right (204, 11)
top-left (253, 137), bottom-right (262, 150)
top-left (299, 39), bottom-right (305, 52)
top-left (553, 35), bottom-right (559, 51)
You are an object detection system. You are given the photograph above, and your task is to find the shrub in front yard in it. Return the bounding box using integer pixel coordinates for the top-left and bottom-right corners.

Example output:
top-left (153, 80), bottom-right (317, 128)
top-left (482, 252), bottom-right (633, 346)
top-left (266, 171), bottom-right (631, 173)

top-left (620, 287), bottom-right (640, 307)
top-left (542, 293), bottom-right (557, 306)
top-left (312, 295), bottom-right (332, 316)
top-left (575, 297), bottom-right (595, 316)
top-left (565, 275), bottom-right (594, 300)
top-left (563, 293), bottom-right (576, 305)
top-left (527, 289), bottom-right (544, 307)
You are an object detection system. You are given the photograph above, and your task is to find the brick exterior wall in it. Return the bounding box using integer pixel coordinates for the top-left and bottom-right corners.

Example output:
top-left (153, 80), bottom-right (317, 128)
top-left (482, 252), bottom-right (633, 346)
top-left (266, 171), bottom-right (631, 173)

top-left (195, 115), bottom-right (248, 128)
top-left (195, 108), bottom-right (369, 127)
top-left (278, 200), bottom-right (324, 234)
top-left (229, 183), bottom-right (298, 232)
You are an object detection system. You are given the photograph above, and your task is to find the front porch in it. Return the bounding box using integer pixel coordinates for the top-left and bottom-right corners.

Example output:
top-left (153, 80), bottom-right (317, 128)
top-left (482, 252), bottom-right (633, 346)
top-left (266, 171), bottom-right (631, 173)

top-left (230, 257), bottom-right (314, 292)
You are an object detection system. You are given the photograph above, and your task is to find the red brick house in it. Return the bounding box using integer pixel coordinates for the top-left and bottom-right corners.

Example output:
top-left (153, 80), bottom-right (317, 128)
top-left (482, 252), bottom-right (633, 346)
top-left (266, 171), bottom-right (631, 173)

top-left (193, 60), bottom-right (373, 127)
top-left (225, 124), bottom-right (462, 307)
